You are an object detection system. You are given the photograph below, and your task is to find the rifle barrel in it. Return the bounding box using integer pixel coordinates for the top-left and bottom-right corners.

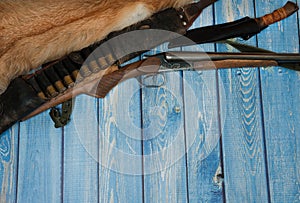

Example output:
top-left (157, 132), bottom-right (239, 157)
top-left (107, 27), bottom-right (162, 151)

top-left (165, 52), bottom-right (300, 64)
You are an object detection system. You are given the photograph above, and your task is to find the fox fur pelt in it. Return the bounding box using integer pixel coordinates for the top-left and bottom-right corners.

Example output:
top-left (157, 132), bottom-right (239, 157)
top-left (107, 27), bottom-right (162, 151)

top-left (0, 0), bottom-right (193, 94)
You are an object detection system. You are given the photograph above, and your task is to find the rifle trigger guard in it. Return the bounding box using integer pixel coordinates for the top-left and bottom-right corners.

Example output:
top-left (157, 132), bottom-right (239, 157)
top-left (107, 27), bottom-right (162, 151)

top-left (137, 73), bottom-right (166, 88)
top-left (49, 99), bottom-right (74, 128)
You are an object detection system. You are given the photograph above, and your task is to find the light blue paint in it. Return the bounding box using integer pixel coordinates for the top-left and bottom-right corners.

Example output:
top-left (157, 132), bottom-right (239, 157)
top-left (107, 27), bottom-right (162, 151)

top-left (63, 95), bottom-right (99, 203)
top-left (0, 1), bottom-right (299, 202)
top-left (97, 76), bottom-right (144, 203)
top-left (0, 126), bottom-right (18, 203)
top-left (183, 7), bottom-right (223, 203)
top-left (215, 0), bottom-right (270, 202)
top-left (17, 112), bottom-right (62, 203)
top-left (256, 0), bottom-right (300, 202)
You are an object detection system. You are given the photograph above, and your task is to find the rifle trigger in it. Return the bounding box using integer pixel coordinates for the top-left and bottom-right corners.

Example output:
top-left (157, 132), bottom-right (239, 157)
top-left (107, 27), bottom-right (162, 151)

top-left (49, 99), bottom-right (74, 128)
top-left (137, 73), bottom-right (166, 88)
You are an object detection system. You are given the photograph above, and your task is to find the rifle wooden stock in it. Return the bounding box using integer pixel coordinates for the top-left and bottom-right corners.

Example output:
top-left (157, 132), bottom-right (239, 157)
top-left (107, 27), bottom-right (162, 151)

top-left (18, 1), bottom-right (216, 124)
top-left (1, 1), bottom-right (298, 135)
top-left (192, 60), bottom-right (279, 70)
top-left (0, 0), bottom-right (217, 135)
top-left (0, 0), bottom-right (201, 94)
top-left (22, 56), bottom-right (282, 121)
top-left (22, 58), bottom-right (161, 120)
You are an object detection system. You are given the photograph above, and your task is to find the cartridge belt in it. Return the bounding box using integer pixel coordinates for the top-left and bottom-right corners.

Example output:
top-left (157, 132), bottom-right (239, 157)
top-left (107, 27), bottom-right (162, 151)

top-left (0, 4), bottom-right (194, 134)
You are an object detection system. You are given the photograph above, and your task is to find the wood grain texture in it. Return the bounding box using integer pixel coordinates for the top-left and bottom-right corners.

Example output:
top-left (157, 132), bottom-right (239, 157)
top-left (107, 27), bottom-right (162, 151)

top-left (17, 112), bottom-right (62, 203)
top-left (97, 61), bottom-right (143, 202)
top-left (0, 126), bottom-right (18, 203)
top-left (256, 0), bottom-right (300, 202)
top-left (182, 8), bottom-right (223, 203)
top-left (215, 0), bottom-right (269, 202)
top-left (298, 0), bottom-right (300, 36)
top-left (63, 95), bottom-right (99, 203)
top-left (142, 47), bottom-right (188, 203)
top-left (1, 0), bottom-right (300, 202)
top-left (183, 69), bottom-right (223, 202)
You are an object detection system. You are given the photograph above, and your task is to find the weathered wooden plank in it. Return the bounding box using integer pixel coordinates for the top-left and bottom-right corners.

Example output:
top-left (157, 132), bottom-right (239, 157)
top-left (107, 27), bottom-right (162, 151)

top-left (256, 0), bottom-right (300, 202)
top-left (63, 95), bottom-right (99, 202)
top-left (142, 45), bottom-right (188, 202)
top-left (184, 69), bottom-right (223, 203)
top-left (183, 6), bottom-right (223, 203)
top-left (3, 1), bottom-right (300, 202)
top-left (215, 0), bottom-right (270, 202)
top-left (17, 112), bottom-right (62, 203)
top-left (298, 0), bottom-right (300, 35)
top-left (98, 77), bottom-right (143, 202)
top-left (0, 126), bottom-right (18, 203)
top-left (142, 72), bottom-right (188, 202)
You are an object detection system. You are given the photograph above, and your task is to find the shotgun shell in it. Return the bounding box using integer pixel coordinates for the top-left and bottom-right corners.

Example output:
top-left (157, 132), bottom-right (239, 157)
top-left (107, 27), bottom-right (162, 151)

top-left (26, 76), bottom-right (47, 99)
top-left (79, 64), bottom-right (92, 77)
top-left (35, 71), bottom-right (58, 98)
top-left (44, 67), bottom-right (66, 93)
top-left (53, 62), bottom-right (75, 87)
top-left (97, 56), bottom-right (108, 69)
top-left (89, 59), bottom-right (101, 72)
top-left (105, 54), bottom-right (116, 65)
top-left (64, 58), bottom-right (80, 81)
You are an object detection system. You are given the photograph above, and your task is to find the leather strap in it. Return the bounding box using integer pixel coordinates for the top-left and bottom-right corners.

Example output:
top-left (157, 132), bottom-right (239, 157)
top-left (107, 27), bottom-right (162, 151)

top-left (0, 1), bottom-right (212, 135)
top-left (0, 78), bottom-right (46, 133)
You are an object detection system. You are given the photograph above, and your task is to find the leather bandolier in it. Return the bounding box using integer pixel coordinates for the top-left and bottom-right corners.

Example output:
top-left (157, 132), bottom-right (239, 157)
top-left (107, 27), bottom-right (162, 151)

top-left (0, 0), bottom-right (298, 135)
top-left (0, 0), bottom-right (217, 134)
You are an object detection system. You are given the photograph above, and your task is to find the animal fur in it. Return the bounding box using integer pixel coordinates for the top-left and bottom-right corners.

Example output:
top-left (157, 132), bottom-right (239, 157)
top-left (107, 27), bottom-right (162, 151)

top-left (0, 0), bottom-right (193, 94)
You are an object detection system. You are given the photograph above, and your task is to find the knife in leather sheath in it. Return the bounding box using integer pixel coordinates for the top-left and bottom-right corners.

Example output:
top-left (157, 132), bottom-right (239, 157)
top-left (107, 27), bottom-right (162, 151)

top-left (168, 1), bottom-right (299, 48)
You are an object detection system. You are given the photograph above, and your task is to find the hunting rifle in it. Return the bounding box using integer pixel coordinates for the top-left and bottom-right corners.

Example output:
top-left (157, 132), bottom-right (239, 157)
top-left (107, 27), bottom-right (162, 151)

top-left (0, 1), bottom-right (299, 135)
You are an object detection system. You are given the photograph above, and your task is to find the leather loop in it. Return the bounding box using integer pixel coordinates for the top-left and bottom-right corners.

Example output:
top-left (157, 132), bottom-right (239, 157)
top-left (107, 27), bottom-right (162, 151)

top-left (50, 99), bottom-right (73, 128)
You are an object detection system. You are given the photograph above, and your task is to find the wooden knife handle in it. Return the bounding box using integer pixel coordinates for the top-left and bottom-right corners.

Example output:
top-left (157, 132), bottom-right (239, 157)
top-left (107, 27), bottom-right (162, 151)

top-left (257, 1), bottom-right (299, 28)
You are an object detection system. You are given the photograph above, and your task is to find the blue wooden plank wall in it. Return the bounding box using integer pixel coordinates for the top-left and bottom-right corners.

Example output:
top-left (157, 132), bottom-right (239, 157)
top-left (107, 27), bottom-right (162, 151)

top-left (0, 0), bottom-right (299, 202)
top-left (215, 1), bottom-right (270, 202)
